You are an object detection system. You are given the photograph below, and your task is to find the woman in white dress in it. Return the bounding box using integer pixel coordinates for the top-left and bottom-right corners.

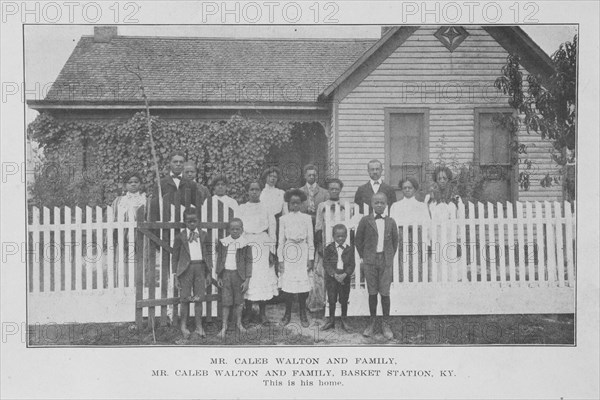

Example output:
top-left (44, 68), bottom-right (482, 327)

top-left (259, 167), bottom-right (286, 217)
top-left (427, 167), bottom-right (460, 282)
top-left (278, 189), bottom-right (314, 327)
top-left (389, 177), bottom-right (430, 227)
top-left (236, 180), bottom-right (279, 325)
top-left (390, 177), bottom-right (430, 280)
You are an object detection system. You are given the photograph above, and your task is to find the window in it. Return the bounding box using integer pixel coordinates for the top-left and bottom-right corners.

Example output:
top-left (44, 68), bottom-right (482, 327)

top-left (385, 109), bottom-right (429, 193)
top-left (475, 109), bottom-right (515, 202)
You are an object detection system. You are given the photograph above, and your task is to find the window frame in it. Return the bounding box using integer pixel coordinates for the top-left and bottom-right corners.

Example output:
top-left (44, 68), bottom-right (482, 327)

top-left (473, 107), bottom-right (519, 203)
top-left (384, 107), bottom-right (430, 189)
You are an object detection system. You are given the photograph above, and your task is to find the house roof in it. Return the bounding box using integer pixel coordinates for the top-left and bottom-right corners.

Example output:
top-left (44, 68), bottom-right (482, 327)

top-left (30, 26), bottom-right (557, 111)
top-left (33, 36), bottom-right (376, 107)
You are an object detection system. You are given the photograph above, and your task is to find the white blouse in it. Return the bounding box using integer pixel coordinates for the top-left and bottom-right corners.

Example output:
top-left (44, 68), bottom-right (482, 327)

top-left (389, 197), bottom-right (431, 227)
top-left (260, 185), bottom-right (286, 216)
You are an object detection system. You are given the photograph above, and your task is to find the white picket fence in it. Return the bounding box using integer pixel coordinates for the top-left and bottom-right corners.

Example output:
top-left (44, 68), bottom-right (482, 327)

top-left (28, 206), bottom-right (137, 324)
top-left (28, 198), bottom-right (576, 323)
top-left (324, 200), bottom-right (576, 316)
top-left (27, 197), bottom-right (234, 324)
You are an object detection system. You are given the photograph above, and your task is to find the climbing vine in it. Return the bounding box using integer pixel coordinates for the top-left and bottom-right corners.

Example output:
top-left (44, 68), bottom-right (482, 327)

top-left (494, 35), bottom-right (577, 200)
top-left (27, 112), bottom-right (293, 207)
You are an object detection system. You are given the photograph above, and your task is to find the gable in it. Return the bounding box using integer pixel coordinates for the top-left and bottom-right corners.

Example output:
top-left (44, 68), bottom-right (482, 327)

top-left (322, 26), bottom-right (554, 103)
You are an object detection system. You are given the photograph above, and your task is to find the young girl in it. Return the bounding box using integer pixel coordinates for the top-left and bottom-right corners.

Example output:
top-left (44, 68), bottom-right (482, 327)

top-left (278, 189), bottom-right (314, 327)
top-left (210, 174), bottom-right (238, 215)
top-left (111, 172), bottom-right (147, 221)
top-left (236, 180), bottom-right (279, 325)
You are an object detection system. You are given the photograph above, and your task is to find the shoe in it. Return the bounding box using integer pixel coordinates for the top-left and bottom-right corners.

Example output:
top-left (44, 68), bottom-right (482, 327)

top-left (381, 319), bottom-right (394, 340)
top-left (281, 300), bottom-right (292, 326)
top-left (362, 318), bottom-right (376, 337)
top-left (339, 317), bottom-right (352, 332)
top-left (321, 317), bottom-right (335, 331)
top-left (299, 305), bottom-right (310, 328)
top-left (280, 312), bottom-right (291, 326)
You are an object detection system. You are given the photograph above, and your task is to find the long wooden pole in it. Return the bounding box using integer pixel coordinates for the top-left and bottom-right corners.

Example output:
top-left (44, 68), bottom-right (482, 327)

top-left (127, 65), bottom-right (163, 220)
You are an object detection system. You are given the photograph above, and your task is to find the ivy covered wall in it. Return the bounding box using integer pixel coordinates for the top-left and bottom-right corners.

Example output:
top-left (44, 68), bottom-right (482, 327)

top-left (27, 112), bottom-right (294, 207)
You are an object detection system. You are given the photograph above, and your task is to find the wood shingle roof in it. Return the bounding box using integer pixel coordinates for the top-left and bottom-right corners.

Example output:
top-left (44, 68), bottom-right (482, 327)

top-left (40, 36), bottom-right (377, 105)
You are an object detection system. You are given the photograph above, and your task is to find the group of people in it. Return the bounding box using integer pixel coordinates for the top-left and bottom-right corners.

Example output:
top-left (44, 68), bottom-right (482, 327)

top-left (111, 151), bottom-right (460, 341)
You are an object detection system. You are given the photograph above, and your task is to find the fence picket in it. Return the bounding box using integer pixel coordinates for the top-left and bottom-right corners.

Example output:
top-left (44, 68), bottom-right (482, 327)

top-left (525, 202), bottom-right (535, 283)
top-left (43, 207), bottom-right (51, 292)
top-left (515, 202), bottom-right (525, 284)
top-left (457, 202), bottom-right (468, 283)
top-left (401, 224), bottom-right (409, 283)
top-left (564, 201), bottom-right (575, 285)
top-left (487, 203), bottom-right (497, 283)
top-left (534, 202), bottom-right (545, 285)
top-left (64, 207), bottom-right (73, 291)
top-left (439, 218), bottom-right (448, 283)
top-left (496, 202), bottom-right (506, 284)
top-left (467, 202), bottom-right (476, 283)
top-left (506, 202), bottom-right (516, 283)
top-left (553, 202), bottom-right (565, 287)
top-left (52, 207), bottom-right (65, 292)
top-left (31, 207), bottom-right (40, 293)
top-left (477, 203), bottom-right (486, 282)
top-left (75, 207), bottom-right (83, 291)
top-left (543, 202), bottom-right (555, 285)
top-left (117, 207), bottom-right (126, 288)
top-left (95, 206), bottom-right (105, 289)
top-left (106, 206), bottom-right (115, 289)
top-left (85, 206), bottom-right (94, 290)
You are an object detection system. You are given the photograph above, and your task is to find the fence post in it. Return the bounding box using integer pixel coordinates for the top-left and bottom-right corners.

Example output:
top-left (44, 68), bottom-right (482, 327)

top-left (135, 207), bottom-right (145, 331)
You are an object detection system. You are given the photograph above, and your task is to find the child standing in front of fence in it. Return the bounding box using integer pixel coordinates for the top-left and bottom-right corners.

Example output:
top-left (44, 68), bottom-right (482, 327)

top-left (321, 224), bottom-right (355, 332)
top-left (355, 192), bottom-right (399, 340)
top-left (216, 218), bottom-right (252, 338)
top-left (111, 172), bottom-right (147, 222)
top-left (172, 208), bottom-right (214, 339)
top-left (278, 189), bottom-right (314, 327)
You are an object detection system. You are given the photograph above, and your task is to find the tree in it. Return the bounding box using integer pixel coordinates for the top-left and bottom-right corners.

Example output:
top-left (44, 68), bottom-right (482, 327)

top-left (494, 35), bottom-right (577, 200)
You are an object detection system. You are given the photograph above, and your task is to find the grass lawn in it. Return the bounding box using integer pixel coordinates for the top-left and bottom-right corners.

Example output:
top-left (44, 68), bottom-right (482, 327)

top-left (28, 303), bottom-right (574, 346)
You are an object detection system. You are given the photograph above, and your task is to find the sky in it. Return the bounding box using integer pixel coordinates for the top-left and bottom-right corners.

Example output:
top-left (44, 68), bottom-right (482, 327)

top-left (24, 24), bottom-right (578, 123)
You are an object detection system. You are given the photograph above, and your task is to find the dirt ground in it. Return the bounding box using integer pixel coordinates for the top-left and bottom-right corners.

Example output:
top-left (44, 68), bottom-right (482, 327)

top-left (28, 302), bottom-right (574, 346)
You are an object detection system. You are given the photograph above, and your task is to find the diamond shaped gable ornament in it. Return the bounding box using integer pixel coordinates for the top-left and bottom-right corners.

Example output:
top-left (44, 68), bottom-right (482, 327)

top-left (434, 26), bottom-right (469, 52)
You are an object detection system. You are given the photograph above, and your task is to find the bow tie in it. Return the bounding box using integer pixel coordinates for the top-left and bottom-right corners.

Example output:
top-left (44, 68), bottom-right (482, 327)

top-left (188, 231), bottom-right (199, 243)
top-left (374, 214), bottom-right (384, 220)
top-left (172, 174), bottom-right (182, 180)
top-left (372, 181), bottom-right (381, 186)
top-left (338, 244), bottom-right (345, 250)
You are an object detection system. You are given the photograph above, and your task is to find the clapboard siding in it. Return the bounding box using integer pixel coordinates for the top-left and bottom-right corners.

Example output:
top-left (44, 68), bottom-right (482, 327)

top-left (335, 26), bottom-right (561, 203)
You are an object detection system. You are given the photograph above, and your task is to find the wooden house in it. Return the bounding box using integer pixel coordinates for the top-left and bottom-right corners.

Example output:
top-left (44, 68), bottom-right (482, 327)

top-left (28, 25), bottom-right (562, 202)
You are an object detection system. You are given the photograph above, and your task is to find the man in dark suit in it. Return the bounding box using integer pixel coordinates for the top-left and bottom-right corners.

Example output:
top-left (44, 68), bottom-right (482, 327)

top-left (353, 159), bottom-right (397, 214)
top-left (298, 164), bottom-right (329, 226)
top-left (355, 192), bottom-right (399, 340)
top-left (150, 151), bottom-right (198, 220)
top-left (183, 161), bottom-right (211, 206)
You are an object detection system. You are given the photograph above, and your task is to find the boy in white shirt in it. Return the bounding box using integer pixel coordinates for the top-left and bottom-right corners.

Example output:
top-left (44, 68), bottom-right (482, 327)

top-left (172, 209), bottom-right (213, 339)
top-left (216, 218), bottom-right (252, 338)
